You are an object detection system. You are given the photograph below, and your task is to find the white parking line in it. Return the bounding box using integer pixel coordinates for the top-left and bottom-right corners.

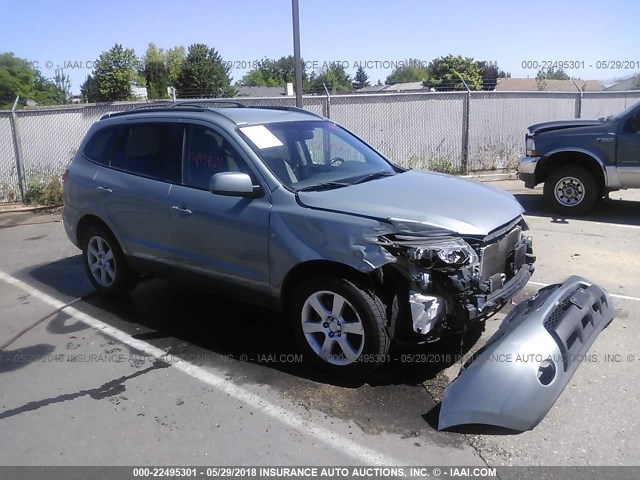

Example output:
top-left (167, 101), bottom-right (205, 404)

top-left (523, 215), bottom-right (640, 230)
top-left (528, 280), bottom-right (640, 302)
top-left (0, 270), bottom-right (400, 466)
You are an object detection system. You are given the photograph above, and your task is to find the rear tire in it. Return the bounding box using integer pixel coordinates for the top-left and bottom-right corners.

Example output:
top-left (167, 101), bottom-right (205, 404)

top-left (543, 166), bottom-right (600, 215)
top-left (291, 276), bottom-right (390, 378)
top-left (81, 225), bottom-right (137, 295)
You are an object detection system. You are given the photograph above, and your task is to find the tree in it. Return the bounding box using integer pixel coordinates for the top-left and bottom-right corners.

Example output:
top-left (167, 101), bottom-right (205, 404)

top-left (308, 62), bottom-right (352, 94)
top-left (385, 59), bottom-right (428, 84)
top-left (352, 66), bottom-right (370, 89)
top-left (175, 43), bottom-right (234, 98)
top-left (238, 56), bottom-right (308, 88)
top-left (86, 44), bottom-right (142, 102)
top-left (238, 58), bottom-right (283, 87)
top-left (423, 55), bottom-right (483, 91)
top-left (80, 74), bottom-right (99, 102)
top-left (476, 61), bottom-right (510, 90)
top-left (536, 67), bottom-right (570, 80)
top-left (166, 46), bottom-right (186, 86)
top-left (634, 74), bottom-right (640, 90)
top-left (0, 52), bottom-right (67, 108)
top-left (53, 69), bottom-right (71, 101)
top-left (142, 43), bottom-right (169, 99)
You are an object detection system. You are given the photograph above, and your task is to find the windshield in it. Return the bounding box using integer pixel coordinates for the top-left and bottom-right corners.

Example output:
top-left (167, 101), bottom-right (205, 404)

top-left (238, 121), bottom-right (398, 191)
top-left (605, 100), bottom-right (640, 122)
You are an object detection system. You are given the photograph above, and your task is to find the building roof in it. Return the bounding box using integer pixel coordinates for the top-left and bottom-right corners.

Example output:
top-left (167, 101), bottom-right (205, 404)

top-left (495, 78), bottom-right (603, 92)
top-left (603, 75), bottom-right (639, 91)
top-left (354, 85), bottom-right (387, 93)
top-left (236, 86), bottom-right (289, 97)
top-left (354, 82), bottom-right (428, 94)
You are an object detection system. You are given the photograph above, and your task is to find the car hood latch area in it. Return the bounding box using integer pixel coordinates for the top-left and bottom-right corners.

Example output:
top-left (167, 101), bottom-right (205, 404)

top-left (438, 276), bottom-right (614, 432)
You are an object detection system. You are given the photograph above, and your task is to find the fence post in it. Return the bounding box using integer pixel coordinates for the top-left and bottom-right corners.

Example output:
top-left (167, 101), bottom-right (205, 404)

top-left (456, 74), bottom-right (471, 174)
top-left (9, 96), bottom-right (26, 201)
top-left (571, 80), bottom-right (583, 118)
top-left (322, 83), bottom-right (331, 119)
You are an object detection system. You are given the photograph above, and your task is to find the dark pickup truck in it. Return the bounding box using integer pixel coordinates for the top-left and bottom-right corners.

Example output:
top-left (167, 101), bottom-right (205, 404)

top-left (518, 100), bottom-right (640, 214)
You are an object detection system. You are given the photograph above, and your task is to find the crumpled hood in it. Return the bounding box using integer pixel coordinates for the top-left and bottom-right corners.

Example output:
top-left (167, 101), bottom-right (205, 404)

top-left (528, 119), bottom-right (602, 135)
top-left (296, 171), bottom-right (524, 236)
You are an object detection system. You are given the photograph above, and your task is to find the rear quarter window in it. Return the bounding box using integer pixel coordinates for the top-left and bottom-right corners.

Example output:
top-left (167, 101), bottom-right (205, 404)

top-left (83, 126), bottom-right (122, 165)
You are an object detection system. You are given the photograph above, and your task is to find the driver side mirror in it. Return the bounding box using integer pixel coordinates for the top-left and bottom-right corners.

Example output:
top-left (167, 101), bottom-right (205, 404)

top-left (209, 172), bottom-right (262, 197)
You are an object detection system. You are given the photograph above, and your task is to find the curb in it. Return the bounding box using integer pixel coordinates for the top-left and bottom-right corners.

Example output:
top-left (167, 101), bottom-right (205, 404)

top-left (0, 204), bottom-right (63, 215)
top-left (462, 172), bottom-right (518, 182)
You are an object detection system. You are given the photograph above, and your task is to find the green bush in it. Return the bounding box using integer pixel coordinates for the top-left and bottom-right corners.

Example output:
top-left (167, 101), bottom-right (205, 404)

top-left (24, 176), bottom-right (63, 206)
top-left (428, 157), bottom-right (463, 175)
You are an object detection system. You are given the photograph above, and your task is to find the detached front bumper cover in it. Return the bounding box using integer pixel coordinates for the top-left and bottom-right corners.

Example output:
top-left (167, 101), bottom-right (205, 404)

top-left (438, 275), bottom-right (614, 431)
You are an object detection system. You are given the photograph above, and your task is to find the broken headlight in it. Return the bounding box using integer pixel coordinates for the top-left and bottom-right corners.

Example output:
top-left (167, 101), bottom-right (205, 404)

top-left (411, 238), bottom-right (479, 267)
top-left (380, 236), bottom-right (479, 268)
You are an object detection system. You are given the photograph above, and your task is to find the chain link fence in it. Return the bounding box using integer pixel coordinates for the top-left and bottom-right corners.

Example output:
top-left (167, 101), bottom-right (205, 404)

top-left (468, 92), bottom-right (579, 171)
top-left (0, 113), bottom-right (19, 201)
top-left (1, 91), bottom-right (640, 202)
top-left (331, 92), bottom-right (466, 172)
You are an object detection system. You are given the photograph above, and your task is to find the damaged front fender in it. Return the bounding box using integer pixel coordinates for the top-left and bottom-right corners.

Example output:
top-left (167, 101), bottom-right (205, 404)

top-left (438, 276), bottom-right (614, 431)
top-left (269, 196), bottom-right (461, 299)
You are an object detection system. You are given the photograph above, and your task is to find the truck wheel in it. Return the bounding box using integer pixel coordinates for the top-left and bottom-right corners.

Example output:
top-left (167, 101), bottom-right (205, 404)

top-left (291, 276), bottom-right (390, 378)
top-left (81, 225), bottom-right (137, 295)
top-left (543, 166), bottom-right (600, 215)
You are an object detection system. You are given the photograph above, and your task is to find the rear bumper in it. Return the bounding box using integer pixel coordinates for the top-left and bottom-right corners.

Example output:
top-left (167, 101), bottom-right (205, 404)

top-left (62, 205), bottom-right (80, 248)
top-left (439, 275), bottom-right (614, 431)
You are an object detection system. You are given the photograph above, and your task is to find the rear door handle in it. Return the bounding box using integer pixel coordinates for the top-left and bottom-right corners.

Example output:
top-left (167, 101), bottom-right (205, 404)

top-left (96, 186), bottom-right (113, 194)
top-left (171, 205), bottom-right (193, 215)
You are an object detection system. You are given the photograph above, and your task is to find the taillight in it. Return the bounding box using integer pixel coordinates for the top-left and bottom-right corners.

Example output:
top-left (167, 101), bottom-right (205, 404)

top-left (61, 169), bottom-right (69, 183)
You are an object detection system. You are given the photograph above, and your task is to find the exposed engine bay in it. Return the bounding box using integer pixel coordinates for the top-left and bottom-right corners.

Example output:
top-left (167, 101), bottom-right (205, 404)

top-left (377, 217), bottom-right (536, 342)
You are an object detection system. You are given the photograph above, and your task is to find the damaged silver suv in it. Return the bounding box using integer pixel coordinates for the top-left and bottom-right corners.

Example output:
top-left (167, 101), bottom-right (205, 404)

top-left (63, 103), bottom-right (535, 376)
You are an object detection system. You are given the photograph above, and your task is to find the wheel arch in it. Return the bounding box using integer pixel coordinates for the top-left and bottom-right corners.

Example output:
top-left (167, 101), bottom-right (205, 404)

top-left (536, 149), bottom-right (607, 190)
top-left (76, 214), bottom-right (114, 247)
top-left (280, 260), bottom-right (380, 314)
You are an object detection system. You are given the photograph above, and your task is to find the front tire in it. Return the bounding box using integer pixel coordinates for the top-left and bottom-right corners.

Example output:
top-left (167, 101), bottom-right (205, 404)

top-left (543, 166), bottom-right (600, 215)
top-left (81, 225), bottom-right (137, 295)
top-left (291, 277), bottom-right (390, 378)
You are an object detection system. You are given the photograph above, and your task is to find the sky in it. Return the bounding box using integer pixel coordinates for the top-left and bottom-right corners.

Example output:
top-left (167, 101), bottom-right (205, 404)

top-left (2, 0), bottom-right (639, 94)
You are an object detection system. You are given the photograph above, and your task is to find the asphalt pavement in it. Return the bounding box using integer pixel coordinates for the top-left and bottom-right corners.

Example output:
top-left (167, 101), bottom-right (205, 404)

top-left (0, 180), bottom-right (638, 470)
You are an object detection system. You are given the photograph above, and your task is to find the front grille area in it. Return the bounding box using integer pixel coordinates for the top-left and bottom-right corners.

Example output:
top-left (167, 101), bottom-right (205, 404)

top-left (478, 227), bottom-right (522, 283)
top-left (543, 288), bottom-right (580, 332)
top-left (541, 284), bottom-right (612, 372)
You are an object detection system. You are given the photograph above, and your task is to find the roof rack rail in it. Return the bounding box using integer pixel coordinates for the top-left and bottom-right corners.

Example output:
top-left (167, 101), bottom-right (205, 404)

top-left (247, 105), bottom-right (325, 119)
top-left (171, 100), bottom-right (247, 108)
top-left (130, 102), bottom-right (175, 111)
top-left (100, 105), bottom-right (208, 120)
top-left (99, 102), bottom-right (325, 121)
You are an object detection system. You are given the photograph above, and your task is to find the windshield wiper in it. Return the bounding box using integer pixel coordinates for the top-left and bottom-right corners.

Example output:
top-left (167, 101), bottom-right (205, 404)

top-left (295, 181), bottom-right (350, 192)
top-left (351, 170), bottom-right (396, 185)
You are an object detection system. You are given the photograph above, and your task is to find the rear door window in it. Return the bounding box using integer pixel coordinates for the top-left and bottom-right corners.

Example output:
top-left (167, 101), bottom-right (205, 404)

top-left (111, 123), bottom-right (183, 183)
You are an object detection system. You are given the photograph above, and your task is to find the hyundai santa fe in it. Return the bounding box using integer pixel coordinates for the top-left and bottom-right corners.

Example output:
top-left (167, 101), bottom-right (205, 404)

top-left (63, 102), bottom-right (536, 377)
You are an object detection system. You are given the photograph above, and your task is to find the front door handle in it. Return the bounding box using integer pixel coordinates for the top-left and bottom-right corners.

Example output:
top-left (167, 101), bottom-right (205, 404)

top-left (171, 205), bottom-right (193, 215)
top-left (96, 186), bottom-right (113, 194)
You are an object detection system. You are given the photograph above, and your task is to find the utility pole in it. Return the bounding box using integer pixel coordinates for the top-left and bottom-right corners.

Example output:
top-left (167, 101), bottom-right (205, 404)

top-left (292, 0), bottom-right (303, 107)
